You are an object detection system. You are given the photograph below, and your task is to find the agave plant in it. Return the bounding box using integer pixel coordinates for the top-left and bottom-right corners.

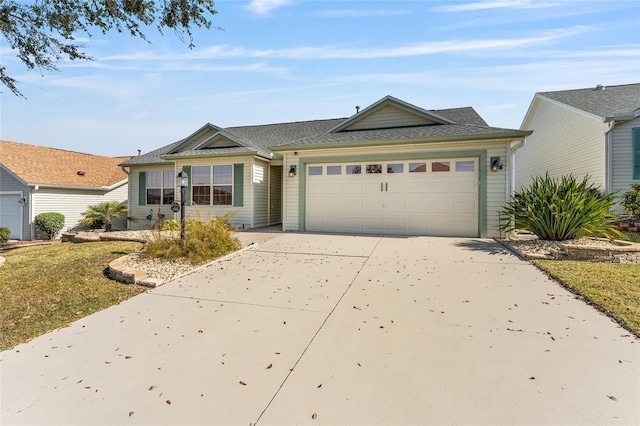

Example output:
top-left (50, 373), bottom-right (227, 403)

top-left (78, 201), bottom-right (128, 232)
top-left (499, 174), bottom-right (620, 241)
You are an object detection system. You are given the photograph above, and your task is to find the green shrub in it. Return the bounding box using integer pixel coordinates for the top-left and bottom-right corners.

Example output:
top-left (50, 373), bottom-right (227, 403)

top-left (142, 215), bottom-right (240, 264)
top-left (621, 183), bottom-right (640, 220)
top-left (34, 212), bottom-right (65, 240)
top-left (0, 227), bottom-right (10, 243)
top-left (157, 219), bottom-right (180, 231)
top-left (499, 174), bottom-right (620, 241)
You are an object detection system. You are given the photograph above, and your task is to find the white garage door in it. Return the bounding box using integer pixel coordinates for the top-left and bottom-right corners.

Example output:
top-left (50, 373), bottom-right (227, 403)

top-left (0, 194), bottom-right (23, 240)
top-left (306, 158), bottom-right (478, 237)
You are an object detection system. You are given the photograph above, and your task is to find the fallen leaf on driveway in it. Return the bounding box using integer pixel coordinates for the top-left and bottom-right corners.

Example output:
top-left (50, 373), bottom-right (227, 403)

top-left (608, 395), bottom-right (617, 401)
top-left (239, 381), bottom-right (247, 386)
top-left (148, 385), bottom-right (157, 391)
top-left (312, 413), bottom-right (318, 419)
top-left (129, 411), bottom-right (134, 417)
top-left (266, 364), bottom-right (273, 369)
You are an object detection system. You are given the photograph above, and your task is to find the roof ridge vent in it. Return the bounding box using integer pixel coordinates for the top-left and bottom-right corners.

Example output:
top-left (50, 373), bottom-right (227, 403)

top-left (594, 84), bottom-right (605, 90)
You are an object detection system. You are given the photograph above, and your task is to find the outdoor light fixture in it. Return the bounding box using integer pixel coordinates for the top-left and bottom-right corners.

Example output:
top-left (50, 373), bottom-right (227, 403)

top-left (490, 157), bottom-right (503, 172)
top-left (288, 165), bottom-right (297, 177)
top-left (176, 171), bottom-right (189, 239)
top-left (18, 197), bottom-right (26, 206)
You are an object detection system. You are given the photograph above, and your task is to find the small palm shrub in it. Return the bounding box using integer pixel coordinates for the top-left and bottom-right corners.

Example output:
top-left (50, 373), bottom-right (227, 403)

top-left (34, 212), bottom-right (65, 240)
top-left (499, 174), bottom-right (620, 241)
top-left (78, 201), bottom-right (128, 231)
top-left (0, 227), bottom-right (10, 243)
top-left (621, 183), bottom-right (640, 220)
top-left (143, 215), bottom-right (240, 264)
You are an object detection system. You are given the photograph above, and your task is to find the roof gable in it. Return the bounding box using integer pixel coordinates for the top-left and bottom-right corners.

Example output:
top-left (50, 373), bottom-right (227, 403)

top-left (168, 123), bottom-right (223, 154)
top-left (0, 140), bottom-right (127, 188)
top-left (330, 95), bottom-right (455, 133)
top-left (194, 132), bottom-right (243, 150)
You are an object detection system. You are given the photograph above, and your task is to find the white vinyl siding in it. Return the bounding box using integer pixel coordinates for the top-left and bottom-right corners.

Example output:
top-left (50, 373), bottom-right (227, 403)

top-left (611, 117), bottom-right (640, 205)
top-left (516, 98), bottom-right (607, 191)
top-left (345, 105), bottom-right (436, 131)
top-left (34, 183), bottom-right (128, 236)
top-left (128, 166), bottom-right (176, 229)
top-left (252, 160), bottom-right (269, 228)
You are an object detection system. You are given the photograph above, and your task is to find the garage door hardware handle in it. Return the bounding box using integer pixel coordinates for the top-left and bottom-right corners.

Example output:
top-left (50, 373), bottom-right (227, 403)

top-left (380, 183), bottom-right (383, 192)
top-left (386, 183), bottom-right (388, 192)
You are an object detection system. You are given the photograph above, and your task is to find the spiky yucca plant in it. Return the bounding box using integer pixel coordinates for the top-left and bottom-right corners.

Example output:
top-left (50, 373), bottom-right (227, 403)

top-left (499, 174), bottom-right (620, 241)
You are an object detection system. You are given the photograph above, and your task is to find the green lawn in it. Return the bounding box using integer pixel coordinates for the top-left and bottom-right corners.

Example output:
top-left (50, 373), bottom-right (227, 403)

top-left (0, 241), bottom-right (146, 351)
top-left (533, 259), bottom-right (640, 336)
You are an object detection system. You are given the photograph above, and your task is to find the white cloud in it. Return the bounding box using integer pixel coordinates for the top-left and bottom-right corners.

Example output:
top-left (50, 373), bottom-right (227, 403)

top-left (434, 1), bottom-right (560, 12)
top-left (245, 0), bottom-right (294, 16)
top-left (310, 9), bottom-right (411, 18)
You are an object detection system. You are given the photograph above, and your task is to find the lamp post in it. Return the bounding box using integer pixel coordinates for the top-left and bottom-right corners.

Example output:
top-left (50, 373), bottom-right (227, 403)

top-left (176, 171), bottom-right (189, 239)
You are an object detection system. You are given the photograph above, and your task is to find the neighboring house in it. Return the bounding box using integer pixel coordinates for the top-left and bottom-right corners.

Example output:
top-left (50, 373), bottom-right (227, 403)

top-left (0, 140), bottom-right (129, 240)
top-left (515, 83), bottom-right (640, 204)
top-left (122, 96), bottom-right (529, 238)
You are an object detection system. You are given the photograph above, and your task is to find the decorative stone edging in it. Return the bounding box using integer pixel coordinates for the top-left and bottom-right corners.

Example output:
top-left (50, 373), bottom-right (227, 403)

top-left (506, 237), bottom-right (640, 262)
top-left (107, 254), bottom-right (164, 288)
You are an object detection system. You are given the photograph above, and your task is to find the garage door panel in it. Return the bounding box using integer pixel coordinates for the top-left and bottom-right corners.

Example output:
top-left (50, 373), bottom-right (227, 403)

top-left (305, 158), bottom-right (478, 237)
top-left (0, 194), bottom-right (22, 240)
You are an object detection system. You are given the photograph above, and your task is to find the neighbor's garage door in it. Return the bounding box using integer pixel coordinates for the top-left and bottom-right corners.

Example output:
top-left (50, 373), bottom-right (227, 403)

top-left (0, 194), bottom-right (23, 240)
top-left (306, 158), bottom-right (478, 237)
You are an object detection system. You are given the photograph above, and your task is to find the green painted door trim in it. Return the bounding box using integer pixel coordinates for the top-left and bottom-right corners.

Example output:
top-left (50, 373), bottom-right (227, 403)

top-left (297, 150), bottom-right (488, 237)
top-left (233, 163), bottom-right (244, 207)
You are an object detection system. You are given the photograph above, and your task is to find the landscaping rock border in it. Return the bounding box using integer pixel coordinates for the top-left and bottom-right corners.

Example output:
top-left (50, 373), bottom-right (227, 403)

top-left (505, 237), bottom-right (640, 263)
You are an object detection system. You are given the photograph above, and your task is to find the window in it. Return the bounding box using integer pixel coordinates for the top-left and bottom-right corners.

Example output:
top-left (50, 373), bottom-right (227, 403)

top-left (409, 162), bottom-right (426, 173)
top-left (146, 171), bottom-right (174, 204)
top-left (192, 165), bottom-right (233, 205)
top-left (192, 166), bottom-right (211, 205)
top-left (346, 165), bottom-right (362, 174)
top-left (213, 165), bottom-right (233, 205)
top-left (634, 127), bottom-right (640, 180)
top-left (308, 166), bottom-right (323, 175)
top-left (455, 161), bottom-right (475, 172)
top-left (432, 161), bottom-right (450, 172)
top-left (387, 163), bottom-right (404, 173)
top-left (366, 164), bottom-right (382, 174)
top-left (327, 165), bottom-right (342, 175)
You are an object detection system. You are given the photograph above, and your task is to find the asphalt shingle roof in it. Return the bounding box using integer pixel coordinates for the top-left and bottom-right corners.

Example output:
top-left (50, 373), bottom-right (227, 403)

top-left (121, 105), bottom-right (519, 166)
top-left (539, 83), bottom-right (640, 118)
top-left (1, 140), bottom-right (127, 187)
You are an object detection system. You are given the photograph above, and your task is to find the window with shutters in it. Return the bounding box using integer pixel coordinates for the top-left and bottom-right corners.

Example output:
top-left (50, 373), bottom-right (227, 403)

top-left (146, 171), bottom-right (174, 204)
top-left (192, 165), bottom-right (233, 205)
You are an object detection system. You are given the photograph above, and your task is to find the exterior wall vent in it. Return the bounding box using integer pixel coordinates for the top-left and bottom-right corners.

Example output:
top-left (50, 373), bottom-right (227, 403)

top-left (594, 84), bottom-right (605, 90)
top-left (77, 170), bottom-right (85, 176)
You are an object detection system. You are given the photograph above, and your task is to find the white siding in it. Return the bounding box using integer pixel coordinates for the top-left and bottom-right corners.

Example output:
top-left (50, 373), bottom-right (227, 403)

top-left (346, 105), bottom-right (435, 131)
top-left (252, 160), bottom-right (269, 228)
top-left (282, 141), bottom-right (510, 238)
top-left (611, 117), bottom-right (640, 207)
top-left (516, 98), bottom-right (607, 191)
top-left (34, 182), bottom-right (128, 236)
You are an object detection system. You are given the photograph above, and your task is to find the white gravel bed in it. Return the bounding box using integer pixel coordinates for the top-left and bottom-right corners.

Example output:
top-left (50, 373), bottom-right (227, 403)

top-left (123, 253), bottom-right (199, 281)
top-left (505, 237), bottom-right (640, 264)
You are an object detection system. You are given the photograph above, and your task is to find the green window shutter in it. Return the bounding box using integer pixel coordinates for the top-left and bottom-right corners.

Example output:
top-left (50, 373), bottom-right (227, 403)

top-left (233, 163), bottom-right (244, 207)
top-left (138, 172), bottom-right (146, 205)
top-left (182, 166), bottom-right (192, 205)
top-left (633, 128), bottom-right (640, 180)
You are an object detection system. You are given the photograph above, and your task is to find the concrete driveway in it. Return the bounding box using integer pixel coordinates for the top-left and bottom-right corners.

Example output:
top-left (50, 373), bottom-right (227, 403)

top-left (1, 233), bottom-right (638, 425)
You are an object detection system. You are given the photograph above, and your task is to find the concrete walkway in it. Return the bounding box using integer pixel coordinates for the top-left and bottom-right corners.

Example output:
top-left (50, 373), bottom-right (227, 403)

top-left (1, 233), bottom-right (638, 425)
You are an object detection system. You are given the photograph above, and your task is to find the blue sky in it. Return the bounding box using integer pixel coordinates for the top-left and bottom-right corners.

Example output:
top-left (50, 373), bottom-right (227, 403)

top-left (1, 0), bottom-right (638, 157)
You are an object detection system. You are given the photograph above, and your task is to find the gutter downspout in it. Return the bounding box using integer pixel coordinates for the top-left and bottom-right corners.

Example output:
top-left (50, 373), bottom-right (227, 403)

top-left (509, 138), bottom-right (526, 196)
top-left (604, 120), bottom-right (616, 195)
top-left (120, 165), bottom-right (131, 230)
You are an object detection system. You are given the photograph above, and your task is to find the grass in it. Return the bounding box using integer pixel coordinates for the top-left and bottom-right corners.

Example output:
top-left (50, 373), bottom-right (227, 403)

top-left (533, 259), bottom-right (640, 336)
top-left (0, 241), bottom-right (146, 351)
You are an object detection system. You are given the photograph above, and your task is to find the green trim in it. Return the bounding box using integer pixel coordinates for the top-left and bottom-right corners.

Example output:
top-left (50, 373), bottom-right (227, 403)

top-left (233, 163), bottom-right (244, 207)
top-left (182, 165), bottom-right (192, 205)
top-left (633, 128), bottom-right (640, 180)
top-left (138, 172), bottom-right (146, 205)
top-left (297, 150), bottom-right (488, 237)
top-left (272, 132), bottom-right (530, 152)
